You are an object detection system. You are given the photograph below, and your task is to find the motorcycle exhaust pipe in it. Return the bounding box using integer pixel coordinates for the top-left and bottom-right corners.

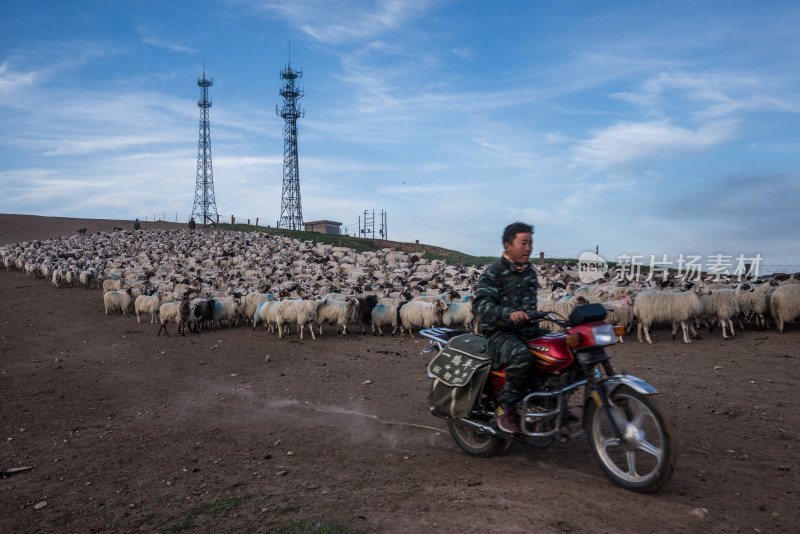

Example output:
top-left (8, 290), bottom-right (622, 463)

top-left (430, 408), bottom-right (501, 437)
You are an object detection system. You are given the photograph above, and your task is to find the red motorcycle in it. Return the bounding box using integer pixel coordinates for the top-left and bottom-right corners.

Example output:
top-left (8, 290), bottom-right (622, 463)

top-left (421, 303), bottom-right (676, 493)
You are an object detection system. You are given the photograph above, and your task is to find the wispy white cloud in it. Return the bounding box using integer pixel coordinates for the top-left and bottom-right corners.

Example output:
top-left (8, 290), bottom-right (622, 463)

top-left (613, 71), bottom-right (800, 118)
top-left (139, 27), bottom-right (196, 54)
top-left (256, 0), bottom-right (431, 44)
top-left (573, 119), bottom-right (737, 170)
top-left (0, 61), bottom-right (40, 98)
top-left (452, 47), bottom-right (472, 60)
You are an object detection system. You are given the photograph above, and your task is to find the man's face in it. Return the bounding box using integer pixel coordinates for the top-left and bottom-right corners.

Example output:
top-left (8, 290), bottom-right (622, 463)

top-left (504, 232), bottom-right (533, 264)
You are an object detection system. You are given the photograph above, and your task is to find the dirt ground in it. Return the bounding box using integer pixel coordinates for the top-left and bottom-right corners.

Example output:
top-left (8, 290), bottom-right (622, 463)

top-left (1, 215), bottom-right (798, 533)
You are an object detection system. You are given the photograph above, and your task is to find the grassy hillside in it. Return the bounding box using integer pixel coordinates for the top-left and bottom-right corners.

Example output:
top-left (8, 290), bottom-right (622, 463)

top-left (215, 222), bottom-right (574, 267)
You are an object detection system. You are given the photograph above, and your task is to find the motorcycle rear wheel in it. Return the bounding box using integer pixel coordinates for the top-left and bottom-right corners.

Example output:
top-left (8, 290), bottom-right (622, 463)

top-left (586, 385), bottom-right (676, 493)
top-left (447, 420), bottom-right (504, 458)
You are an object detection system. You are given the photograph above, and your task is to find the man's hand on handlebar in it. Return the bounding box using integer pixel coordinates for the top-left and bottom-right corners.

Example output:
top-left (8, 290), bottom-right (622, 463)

top-left (526, 309), bottom-right (549, 321)
top-left (510, 309), bottom-right (549, 323)
top-left (510, 310), bottom-right (529, 323)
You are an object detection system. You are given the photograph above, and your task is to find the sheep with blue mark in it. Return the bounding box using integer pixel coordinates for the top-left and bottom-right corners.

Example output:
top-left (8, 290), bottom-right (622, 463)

top-left (211, 296), bottom-right (244, 328)
top-left (371, 301), bottom-right (410, 336)
top-left (242, 292), bottom-right (275, 326)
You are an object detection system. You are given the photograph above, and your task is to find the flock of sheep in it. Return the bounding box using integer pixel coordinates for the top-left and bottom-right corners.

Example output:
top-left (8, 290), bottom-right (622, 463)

top-left (2, 227), bottom-right (800, 344)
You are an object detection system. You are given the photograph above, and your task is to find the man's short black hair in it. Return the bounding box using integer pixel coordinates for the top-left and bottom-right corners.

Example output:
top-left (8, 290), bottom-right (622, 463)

top-left (502, 222), bottom-right (534, 246)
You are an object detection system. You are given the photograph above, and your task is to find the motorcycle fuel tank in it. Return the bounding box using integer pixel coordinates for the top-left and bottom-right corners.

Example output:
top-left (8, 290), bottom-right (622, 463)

top-left (489, 334), bottom-right (574, 392)
top-left (525, 333), bottom-right (574, 374)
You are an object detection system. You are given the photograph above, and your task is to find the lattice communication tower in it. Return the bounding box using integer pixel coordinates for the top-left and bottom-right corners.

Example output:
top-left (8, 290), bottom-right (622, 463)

top-left (191, 71), bottom-right (219, 225)
top-left (276, 62), bottom-right (305, 230)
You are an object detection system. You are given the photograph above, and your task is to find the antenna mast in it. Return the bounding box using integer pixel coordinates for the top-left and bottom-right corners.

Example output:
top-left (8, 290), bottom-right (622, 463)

top-left (191, 70), bottom-right (219, 225)
top-left (276, 58), bottom-right (305, 230)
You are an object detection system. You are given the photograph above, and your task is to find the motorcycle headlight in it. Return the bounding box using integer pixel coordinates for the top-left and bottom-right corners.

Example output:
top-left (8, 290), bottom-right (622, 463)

top-left (590, 324), bottom-right (617, 346)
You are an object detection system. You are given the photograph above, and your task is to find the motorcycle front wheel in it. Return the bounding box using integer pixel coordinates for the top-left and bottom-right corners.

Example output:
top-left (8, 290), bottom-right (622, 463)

top-left (585, 385), bottom-right (676, 493)
top-left (447, 420), bottom-right (504, 458)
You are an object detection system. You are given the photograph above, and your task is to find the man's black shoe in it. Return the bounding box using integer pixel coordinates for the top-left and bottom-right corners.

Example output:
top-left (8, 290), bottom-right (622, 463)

top-left (496, 406), bottom-right (521, 434)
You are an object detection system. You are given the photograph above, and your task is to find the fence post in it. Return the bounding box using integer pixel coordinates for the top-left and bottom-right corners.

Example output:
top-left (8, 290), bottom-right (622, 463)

top-left (539, 252), bottom-right (545, 265)
top-left (247, 219), bottom-right (251, 230)
top-left (415, 239), bottom-right (419, 252)
top-left (338, 235), bottom-right (342, 247)
top-left (256, 217), bottom-right (259, 228)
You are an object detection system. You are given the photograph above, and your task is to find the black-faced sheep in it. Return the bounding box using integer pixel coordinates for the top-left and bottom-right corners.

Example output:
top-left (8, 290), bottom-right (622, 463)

top-left (157, 299), bottom-right (190, 336)
top-left (352, 294), bottom-right (379, 334)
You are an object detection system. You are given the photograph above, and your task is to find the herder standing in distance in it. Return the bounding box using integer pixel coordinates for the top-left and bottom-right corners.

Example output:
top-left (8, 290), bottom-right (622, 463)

top-left (472, 222), bottom-right (551, 434)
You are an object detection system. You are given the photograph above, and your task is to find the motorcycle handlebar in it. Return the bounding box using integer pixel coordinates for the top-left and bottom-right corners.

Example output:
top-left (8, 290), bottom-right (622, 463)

top-left (525, 309), bottom-right (570, 328)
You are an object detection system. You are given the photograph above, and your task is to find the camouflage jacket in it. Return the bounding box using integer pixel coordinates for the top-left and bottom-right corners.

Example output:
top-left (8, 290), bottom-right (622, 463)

top-left (473, 255), bottom-right (541, 339)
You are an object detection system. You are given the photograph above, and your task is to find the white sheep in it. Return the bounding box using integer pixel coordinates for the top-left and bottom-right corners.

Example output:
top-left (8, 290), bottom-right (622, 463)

top-left (277, 299), bottom-right (322, 340)
top-left (736, 279), bottom-right (778, 330)
top-left (253, 300), bottom-right (281, 332)
top-left (242, 292), bottom-right (274, 325)
top-left (135, 293), bottom-right (162, 324)
top-left (78, 268), bottom-right (98, 289)
top-left (414, 294), bottom-right (447, 303)
top-left (441, 302), bottom-right (476, 332)
top-left (103, 278), bottom-right (124, 293)
top-left (769, 284), bottom-right (800, 334)
top-left (157, 300), bottom-right (191, 336)
top-left (64, 269), bottom-right (78, 288)
top-left (51, 268), bottom-right (65, 289)
top-left (399, 300), bottom-right (447, 338)
top-left (103, 288), bottom-right (135, 315)
top-left (315, 297), bottom-right (357, 336)
top-left (697, 289), bottom-right (740, 339)
top-left (634, 285), bottom-right (707, 344)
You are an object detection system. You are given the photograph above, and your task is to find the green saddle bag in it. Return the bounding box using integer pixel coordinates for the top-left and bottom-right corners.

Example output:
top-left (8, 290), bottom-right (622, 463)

top-left (427, 333), bottom-right (491, 418)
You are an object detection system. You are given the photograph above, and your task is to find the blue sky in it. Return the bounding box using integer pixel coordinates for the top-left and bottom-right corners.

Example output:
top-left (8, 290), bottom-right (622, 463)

top-left (1, 1), bottom-right (799, 270)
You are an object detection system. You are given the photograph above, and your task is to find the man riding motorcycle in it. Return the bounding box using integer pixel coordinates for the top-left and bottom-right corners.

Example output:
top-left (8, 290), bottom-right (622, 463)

top-left (473, 221), bottom-right (560, 434)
